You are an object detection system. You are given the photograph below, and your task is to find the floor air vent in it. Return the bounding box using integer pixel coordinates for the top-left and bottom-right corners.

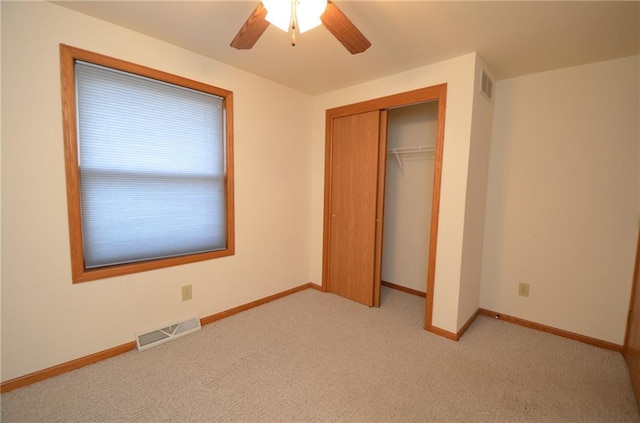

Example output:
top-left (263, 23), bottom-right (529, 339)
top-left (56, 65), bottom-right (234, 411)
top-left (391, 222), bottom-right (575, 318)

top-left (136, 316), bottom-right (201, 351)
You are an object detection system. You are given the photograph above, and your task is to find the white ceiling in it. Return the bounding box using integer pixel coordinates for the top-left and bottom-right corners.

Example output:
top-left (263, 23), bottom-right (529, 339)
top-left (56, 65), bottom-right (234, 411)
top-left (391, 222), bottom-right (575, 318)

top-left (53, 1), bottom-right (639, 95)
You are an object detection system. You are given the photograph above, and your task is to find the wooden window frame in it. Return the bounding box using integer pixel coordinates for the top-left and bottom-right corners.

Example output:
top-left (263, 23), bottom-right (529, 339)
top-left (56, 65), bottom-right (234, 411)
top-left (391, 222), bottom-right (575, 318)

top-left (60, 44), bottom-right (235, 283)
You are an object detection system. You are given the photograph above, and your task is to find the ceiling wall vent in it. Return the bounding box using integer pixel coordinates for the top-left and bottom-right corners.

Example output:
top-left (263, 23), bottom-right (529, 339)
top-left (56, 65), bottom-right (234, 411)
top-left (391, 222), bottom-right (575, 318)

top-left (136, 316), bottom-right (201, 351)
top-left (480, 68), bottom-right (494, 101)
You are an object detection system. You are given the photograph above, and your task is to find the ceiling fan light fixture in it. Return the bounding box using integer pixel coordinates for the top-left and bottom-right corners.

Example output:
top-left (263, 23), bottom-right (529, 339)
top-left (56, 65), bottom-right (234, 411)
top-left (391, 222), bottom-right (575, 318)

top-left (296, 0), bottom-right (327, 33)
top-left (263, 0), bottom-right (292, 32)
top-left (231, 1), bottom-right (370, 54)
top-left (262, 0), bottom-right (327, 33)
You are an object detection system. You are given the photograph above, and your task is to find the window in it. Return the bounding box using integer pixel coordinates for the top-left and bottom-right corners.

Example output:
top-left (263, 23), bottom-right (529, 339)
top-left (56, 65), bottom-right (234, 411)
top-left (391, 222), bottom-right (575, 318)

top-left (60, 44), bottom-right (234, 283)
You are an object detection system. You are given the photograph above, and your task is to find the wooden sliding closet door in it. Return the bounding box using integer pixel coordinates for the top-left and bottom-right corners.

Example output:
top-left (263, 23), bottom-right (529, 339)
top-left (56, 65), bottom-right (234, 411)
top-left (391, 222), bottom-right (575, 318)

top-left (326, 110), bottom-right (386, 307)
top-left (323, 84), bottom-right (446, 331)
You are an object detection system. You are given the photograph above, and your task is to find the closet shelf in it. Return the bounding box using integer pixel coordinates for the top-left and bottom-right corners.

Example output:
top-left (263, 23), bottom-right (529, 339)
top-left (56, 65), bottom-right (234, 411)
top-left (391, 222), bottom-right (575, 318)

top-left (387, 145), bottom-right (435, 177)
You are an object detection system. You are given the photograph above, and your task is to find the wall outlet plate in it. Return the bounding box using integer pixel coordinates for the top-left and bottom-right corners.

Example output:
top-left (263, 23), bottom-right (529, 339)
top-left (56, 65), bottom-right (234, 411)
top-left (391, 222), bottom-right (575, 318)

top-left (181, 285), bottom-right (193, 301)
top-left (518, 282), bottom-right (530, 297)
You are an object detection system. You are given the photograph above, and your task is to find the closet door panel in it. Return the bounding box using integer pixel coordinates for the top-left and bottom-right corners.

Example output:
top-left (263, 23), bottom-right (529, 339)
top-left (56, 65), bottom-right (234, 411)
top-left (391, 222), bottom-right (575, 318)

top-left (328, 110), bottom-right (381, 306)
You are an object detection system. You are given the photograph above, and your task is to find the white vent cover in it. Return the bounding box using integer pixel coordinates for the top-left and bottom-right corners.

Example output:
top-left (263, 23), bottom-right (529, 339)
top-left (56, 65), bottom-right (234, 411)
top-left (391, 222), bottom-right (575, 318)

top-left (136, 316), bottom-right (201, 351)
top-left (480, 68), bottom-right (494, 101)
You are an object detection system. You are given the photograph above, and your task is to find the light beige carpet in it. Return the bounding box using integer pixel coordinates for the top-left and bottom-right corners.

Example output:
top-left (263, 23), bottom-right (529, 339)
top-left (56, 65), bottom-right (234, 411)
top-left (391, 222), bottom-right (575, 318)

top-left (2, 287), bottom-right (639, 422)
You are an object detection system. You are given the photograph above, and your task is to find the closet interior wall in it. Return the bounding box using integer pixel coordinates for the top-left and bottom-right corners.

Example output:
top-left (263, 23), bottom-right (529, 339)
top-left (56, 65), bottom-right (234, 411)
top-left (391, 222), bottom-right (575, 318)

top-left (382, 102), bottom-right (438, 294)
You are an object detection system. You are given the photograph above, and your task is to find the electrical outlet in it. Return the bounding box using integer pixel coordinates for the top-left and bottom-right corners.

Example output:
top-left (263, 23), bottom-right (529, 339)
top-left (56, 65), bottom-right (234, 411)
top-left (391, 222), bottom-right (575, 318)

top-left (181, 285), bottom-right (192, 301)
top-left (518, 282), bottom-right (530, 297)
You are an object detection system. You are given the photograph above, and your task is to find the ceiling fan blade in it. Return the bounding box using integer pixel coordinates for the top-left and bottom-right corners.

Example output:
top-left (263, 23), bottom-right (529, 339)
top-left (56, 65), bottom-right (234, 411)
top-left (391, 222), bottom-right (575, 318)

top-left (230, 2), bottom-right (270, 50)
top-left (321, 1), bottom-right (371, 54)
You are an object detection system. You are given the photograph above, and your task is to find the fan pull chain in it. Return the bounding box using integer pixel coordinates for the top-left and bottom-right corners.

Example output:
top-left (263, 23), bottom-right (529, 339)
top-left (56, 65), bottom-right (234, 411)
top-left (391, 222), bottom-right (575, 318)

top-left (291, 21), bottom-right (297, 46)
top-left (290, 0), bottom-right (298, 46)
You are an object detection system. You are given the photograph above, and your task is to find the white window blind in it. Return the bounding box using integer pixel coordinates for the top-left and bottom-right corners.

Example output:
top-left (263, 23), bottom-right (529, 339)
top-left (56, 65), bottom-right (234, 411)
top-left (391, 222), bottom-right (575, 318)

top-left (75, 61), bottom-right (227, 268)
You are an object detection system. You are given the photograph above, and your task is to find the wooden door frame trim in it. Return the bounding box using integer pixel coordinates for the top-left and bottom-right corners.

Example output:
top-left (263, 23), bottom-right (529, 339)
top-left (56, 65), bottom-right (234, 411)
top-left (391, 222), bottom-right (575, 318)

top-left (372, 110), bottom-right (389, 307)
top-left (623, 226), bottom-right (640, 357)
top-left (623, 225), bottom-right (640, 411)
top-left (322, 84), bottom-right (447, 335)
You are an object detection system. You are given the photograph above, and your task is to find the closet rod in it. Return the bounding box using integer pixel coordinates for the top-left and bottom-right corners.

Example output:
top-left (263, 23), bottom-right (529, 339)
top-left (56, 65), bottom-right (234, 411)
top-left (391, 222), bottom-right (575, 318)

top-left (386, 145), bottom-right (435, 155)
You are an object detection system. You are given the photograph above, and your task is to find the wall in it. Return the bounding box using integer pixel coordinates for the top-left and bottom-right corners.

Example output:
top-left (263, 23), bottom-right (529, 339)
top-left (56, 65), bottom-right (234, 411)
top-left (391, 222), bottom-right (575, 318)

top-left (0, 1), bottom-right (3, 375)
top-left (310, 54), bottom-right (479, 333)
top-left (1, 1), bottom-right (314, 382)
top-left (457, 59), bottom-right (494, 327)
top-left (382, 103), bottom-right (437, 293)
top-left (480, 56), bottom-right (640, 345)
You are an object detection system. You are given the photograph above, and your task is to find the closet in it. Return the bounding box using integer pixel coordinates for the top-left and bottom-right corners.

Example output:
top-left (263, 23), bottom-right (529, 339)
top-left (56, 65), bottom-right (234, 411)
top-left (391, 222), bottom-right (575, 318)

top-left (381, 102), bottom-right (438, 295)
top-left (322, 84), bottom-right (446, 331)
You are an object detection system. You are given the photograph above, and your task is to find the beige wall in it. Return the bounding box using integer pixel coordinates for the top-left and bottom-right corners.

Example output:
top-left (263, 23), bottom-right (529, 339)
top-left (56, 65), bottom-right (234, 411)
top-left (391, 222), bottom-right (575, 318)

top-left (1, 1), bottom-right (314, 381)
top-left (480, 56), bottom-right (640, 345)
top-left (310, 54), bottom-right (479, 333)
top-left (382, 103), bottom-right (437, 293)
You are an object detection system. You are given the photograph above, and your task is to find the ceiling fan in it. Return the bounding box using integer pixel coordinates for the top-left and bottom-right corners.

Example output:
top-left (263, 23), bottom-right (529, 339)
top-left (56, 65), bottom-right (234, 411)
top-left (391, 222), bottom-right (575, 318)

top-left (230, 0), bottom-right (371, 54)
